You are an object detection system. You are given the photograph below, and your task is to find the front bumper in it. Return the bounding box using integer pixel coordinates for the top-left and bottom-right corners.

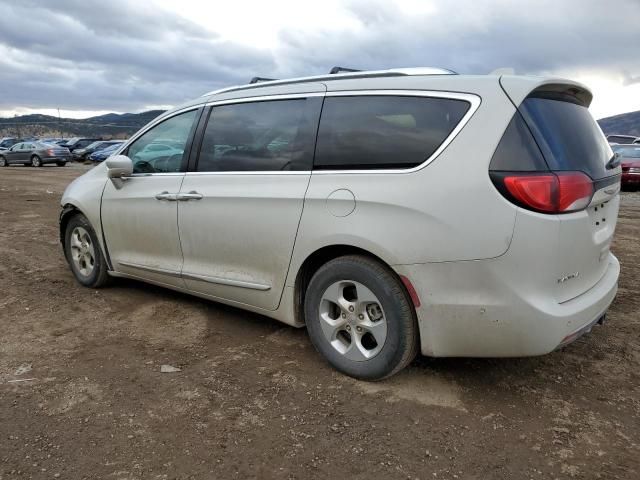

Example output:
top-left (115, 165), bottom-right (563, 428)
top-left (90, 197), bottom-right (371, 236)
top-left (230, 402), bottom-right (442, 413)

top-left (394, 254), bottom-right (619, 357)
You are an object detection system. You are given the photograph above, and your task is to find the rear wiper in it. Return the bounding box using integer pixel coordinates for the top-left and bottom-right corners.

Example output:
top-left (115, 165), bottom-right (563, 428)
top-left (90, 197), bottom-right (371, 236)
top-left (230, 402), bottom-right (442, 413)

top-left (606, 152), bottom-right (621, 170)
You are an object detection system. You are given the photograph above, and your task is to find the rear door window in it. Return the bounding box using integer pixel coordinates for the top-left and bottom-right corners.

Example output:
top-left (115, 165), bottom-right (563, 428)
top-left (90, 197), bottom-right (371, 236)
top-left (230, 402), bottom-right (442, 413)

top-left (314, 95), bottom-right (470, 170)
top-left (196, 98), bottom-right (322, 172)
top-left (519, 97), bottom-right (613, 180)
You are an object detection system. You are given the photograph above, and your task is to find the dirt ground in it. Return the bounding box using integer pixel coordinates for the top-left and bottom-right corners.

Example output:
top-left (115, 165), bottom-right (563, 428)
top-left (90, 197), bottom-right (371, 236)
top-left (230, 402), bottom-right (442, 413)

top-left (0, 165), bottom-right (639, 480)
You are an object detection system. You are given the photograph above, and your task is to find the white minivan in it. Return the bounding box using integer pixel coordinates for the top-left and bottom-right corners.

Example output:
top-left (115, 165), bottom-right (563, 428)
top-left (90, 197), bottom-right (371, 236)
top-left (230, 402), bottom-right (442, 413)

top-left (60, 68), bottom-right (621, 380)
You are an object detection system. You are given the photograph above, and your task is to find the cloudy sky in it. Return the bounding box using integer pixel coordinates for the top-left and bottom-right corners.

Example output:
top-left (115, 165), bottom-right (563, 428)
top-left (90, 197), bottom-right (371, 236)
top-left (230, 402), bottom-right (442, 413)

top-left (1, 0), bottom-right (639, 120)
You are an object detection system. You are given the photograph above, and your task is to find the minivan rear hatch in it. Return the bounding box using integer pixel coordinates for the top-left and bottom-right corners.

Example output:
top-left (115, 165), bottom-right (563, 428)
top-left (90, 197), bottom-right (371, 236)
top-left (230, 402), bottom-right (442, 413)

top-left (498, 80), bottom-right (621, 303)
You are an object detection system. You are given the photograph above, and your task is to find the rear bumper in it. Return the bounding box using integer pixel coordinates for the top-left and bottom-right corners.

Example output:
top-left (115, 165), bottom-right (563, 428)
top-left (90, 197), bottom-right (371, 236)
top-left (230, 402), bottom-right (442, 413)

top-left (394, 253), bottom-right (619, 357)
top-left (43, 156), bottom-right (69, 164)
top-left (622, 172), bottom-right (640, 186)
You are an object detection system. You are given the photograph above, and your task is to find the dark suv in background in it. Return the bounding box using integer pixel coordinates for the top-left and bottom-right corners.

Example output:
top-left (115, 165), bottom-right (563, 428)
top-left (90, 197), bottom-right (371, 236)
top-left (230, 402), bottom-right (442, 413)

top-left (0, 137), bottom-right (20, 150)
top-left (61, 138), bottom-right (101, 152)
top-left (71, 140), bottom-right (124, 161)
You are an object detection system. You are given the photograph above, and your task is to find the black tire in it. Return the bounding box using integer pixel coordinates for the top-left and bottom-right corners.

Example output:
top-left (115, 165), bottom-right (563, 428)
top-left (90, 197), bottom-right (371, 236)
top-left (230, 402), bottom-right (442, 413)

top-left (56, 161), bottom-right (67, 167)
top-left (31, 155), bottom-right (42, 167)
top-left (0, 156), bottom-right (7, 167)
top-left (64, 214), bottom-right (110, 288)
top-left (304, 255), bottom-right (418, 380)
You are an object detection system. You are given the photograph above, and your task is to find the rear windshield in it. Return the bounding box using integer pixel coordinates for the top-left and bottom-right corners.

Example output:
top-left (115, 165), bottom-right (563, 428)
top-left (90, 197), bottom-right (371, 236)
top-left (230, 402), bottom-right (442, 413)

top-left (519, 97), bottom-right (613, 179)
top-left (614, 145), bottom-right (640, 158)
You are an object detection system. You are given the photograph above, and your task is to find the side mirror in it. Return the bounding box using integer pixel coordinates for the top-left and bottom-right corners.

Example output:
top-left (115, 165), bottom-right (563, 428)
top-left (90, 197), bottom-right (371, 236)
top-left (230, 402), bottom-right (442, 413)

top-left (106, 155), bottom-right (133, 179)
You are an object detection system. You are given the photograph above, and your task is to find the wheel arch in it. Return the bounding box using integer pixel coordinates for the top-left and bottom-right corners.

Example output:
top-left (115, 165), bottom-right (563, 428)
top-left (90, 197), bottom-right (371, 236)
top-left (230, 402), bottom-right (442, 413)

top-left (292, 244), bottom-right (418, 329)
top-left (60, 203), bottom-right (112, 269)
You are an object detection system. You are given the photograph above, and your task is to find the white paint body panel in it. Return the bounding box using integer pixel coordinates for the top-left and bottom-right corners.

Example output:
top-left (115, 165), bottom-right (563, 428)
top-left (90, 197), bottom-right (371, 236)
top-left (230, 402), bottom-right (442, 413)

top-left (101, 174), bottom-right (186, 288)
top-left (178, 173), bottom-right (310, 310)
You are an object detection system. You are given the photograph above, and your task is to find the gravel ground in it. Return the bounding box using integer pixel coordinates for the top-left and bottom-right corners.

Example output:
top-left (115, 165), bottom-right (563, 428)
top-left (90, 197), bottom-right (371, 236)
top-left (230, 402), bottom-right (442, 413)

top-left (0, 165), bottom-right (639, 479)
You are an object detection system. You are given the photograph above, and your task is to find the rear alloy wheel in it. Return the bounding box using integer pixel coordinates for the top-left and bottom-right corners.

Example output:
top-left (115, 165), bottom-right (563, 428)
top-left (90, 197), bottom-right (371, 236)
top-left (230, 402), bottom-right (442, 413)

top-left (304, 255), bottom-right (418, 380)
top-left (0, 156), bottom-right (7, 167)
top-left (64, 214), bottom-right (110, 288)
top-left (31, 155), bottom-right (42, 167)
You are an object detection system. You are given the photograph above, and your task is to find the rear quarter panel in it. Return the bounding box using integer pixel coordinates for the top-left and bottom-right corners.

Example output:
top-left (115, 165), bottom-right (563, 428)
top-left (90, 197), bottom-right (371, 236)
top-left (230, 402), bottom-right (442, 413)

top-left (287, 76), bottom-right (519, 286)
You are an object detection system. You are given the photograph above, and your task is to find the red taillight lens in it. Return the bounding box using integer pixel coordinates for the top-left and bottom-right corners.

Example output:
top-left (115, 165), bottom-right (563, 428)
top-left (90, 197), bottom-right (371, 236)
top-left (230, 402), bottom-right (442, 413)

top-left (495, 171), bottom-right (593, 214)
top-left (503, 174), bottom-right (557, 213)
top-left (556, 172), bottom-right (594, 212)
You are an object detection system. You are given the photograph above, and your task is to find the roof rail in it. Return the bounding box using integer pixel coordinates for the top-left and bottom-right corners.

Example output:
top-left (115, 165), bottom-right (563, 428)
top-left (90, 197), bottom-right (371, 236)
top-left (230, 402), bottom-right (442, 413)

top-left (329, 66), bottom-right (361, 74)
top-left (249, 76), bottom-right (278, 84)
top-left (202, 67), bottom-right (457, 97)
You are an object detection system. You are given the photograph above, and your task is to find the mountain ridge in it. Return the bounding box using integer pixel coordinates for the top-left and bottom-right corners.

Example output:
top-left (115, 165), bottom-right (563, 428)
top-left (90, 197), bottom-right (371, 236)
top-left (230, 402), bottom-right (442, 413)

top-left (0, 110), bottom-right (166, 138)
top-left (597, 110), bottom-right (640, 137)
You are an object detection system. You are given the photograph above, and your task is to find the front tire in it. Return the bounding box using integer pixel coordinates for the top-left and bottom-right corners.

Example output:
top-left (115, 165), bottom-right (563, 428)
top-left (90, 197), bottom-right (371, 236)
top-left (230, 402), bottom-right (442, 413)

top-left (31, 155), bottom-right (42, 167)
top-left (64, 214), bottom-right (110, 288)
top-left (304, 255), bottom-right (418, 380)
top-left (0, 156), bottom-right (7, 167)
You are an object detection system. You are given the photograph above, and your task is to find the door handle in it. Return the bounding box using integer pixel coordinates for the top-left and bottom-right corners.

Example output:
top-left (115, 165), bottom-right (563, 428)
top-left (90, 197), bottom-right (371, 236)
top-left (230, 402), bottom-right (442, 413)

top-left (155, 191), bottom-right (179, 201)
top-left (176, 191), bottom-right (204, 201)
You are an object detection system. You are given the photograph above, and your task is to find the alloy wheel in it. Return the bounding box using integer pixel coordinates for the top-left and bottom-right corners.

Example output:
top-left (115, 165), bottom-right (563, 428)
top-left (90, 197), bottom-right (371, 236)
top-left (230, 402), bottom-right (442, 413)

top-left (318, 280), bottom-right (387, 361)
top-left (69, 226), bottom-right (96, 277)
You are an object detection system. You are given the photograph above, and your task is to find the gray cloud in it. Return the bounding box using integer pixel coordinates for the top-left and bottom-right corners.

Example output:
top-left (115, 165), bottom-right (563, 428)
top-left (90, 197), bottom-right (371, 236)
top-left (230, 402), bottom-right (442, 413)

top-left (0, 0), bottom-right (639, 114)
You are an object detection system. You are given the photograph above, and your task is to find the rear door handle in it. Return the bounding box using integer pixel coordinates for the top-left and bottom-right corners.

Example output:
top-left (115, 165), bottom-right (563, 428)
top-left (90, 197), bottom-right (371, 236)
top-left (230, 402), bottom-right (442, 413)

top-left (176, 191), bottom-right (204, 201)
top-left (155, 191), bottom-right (179, 201)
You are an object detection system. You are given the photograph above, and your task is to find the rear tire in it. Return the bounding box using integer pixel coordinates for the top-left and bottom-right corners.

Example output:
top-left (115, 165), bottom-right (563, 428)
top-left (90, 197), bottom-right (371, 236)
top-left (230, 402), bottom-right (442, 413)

top-left (56, 161), bottom-right (67, 167)
top-left (64, 214), bottom-right (110, 288)
top-left (0, 156), bottom-right (7, 167)
top-left (31, 155), bottom-right (42, 167)
top-left (304, 255), bottom-right (418, 380)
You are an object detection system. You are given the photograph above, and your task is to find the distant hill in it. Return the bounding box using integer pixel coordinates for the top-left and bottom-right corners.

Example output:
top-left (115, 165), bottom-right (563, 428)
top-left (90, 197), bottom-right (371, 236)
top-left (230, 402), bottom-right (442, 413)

top-left (0, 110), bottom-right (166, 139)
top-left (598, 110), bottom-right (640, 137)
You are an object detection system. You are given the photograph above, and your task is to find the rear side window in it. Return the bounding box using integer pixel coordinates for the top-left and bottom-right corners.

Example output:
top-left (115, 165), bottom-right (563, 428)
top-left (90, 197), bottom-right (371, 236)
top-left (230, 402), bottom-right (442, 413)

top-left (519, 97), bottom-right (612, 179)
top-left (196, 98), bottom-right (322, 172)
top-left (489, 113), bottom-right (548, 172)
top-left (314, 95), bottom-right (470, 170)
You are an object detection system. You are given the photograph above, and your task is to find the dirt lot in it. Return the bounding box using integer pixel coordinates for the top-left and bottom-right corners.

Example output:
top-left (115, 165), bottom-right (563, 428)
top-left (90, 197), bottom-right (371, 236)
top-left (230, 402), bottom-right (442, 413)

top-left (0, 166), bottom-right (639, 480)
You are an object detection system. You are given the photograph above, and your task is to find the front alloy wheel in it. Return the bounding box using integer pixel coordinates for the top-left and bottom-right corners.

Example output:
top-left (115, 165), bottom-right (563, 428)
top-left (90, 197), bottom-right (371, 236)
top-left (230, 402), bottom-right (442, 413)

top-left (64, 214), bottom-right (110, 288)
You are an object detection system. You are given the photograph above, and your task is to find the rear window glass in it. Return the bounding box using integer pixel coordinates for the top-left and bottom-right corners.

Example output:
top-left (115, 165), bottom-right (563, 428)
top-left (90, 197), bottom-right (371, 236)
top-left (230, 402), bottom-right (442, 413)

top-left (314, 96), bottom-right (470, 170)
top-left (615, 146), bottom-right (640, 158)
top-left (519, 97), bottom-right (613, 179)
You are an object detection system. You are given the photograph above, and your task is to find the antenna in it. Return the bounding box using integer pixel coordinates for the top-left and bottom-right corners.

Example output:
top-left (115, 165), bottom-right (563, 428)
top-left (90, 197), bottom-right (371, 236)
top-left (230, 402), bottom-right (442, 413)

top-left (329, 66), bottom-right (361, 74)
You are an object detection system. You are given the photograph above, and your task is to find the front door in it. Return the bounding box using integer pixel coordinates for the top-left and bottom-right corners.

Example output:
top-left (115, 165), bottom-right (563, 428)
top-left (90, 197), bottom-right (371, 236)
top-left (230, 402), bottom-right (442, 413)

top-left (178, 93), bottom-right (324, 310)
top-left (101, 108), bottom-right (200, 288)
top-left (6, 143), bottom-right (26, 164)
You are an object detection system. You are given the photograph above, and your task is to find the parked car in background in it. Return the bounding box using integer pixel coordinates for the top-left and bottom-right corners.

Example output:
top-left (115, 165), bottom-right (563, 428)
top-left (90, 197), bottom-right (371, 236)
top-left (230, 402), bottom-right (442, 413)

top-left (613, 145), bottom-right (640, 190)
top-left (89, 142), bottom-right (125, 162)
top-left (0, 137), bottom-right (20, 149)
top-left (41, 138), bottom-right (64, 144)
top-left (61, 138), bottom-right (101, 152)
top-left (60, 68), bottom-right (621, 380)
top-left (72, 140), bottom-right (125, 161)
top-left (607, 134), bottom-right (638, 145)
top-left (0, 141), bottom-right (70, 167)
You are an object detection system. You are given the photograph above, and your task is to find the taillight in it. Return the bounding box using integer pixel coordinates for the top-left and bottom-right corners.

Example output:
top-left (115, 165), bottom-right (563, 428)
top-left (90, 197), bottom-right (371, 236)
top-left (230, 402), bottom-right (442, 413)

top-left (492, 171), bottom-right (594, 214)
